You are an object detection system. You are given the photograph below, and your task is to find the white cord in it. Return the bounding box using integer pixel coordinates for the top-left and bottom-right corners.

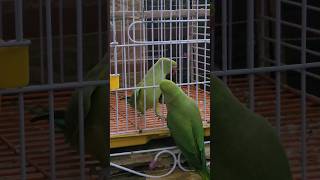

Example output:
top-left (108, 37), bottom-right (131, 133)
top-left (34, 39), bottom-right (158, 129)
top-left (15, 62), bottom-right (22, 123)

top-left (109, 141), bottom-right (211, 178)
top-left (177, 152), bottom-right (194, 172)
top-left (110, 150), bottom-right (177, 178)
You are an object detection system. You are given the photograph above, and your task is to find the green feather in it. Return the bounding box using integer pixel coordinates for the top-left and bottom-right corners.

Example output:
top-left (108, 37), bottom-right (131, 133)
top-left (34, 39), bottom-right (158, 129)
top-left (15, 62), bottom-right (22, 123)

top-left (212, 75), bottom-right (292, 180)
top-left (28, 54), bottom-right (109, 168)
top-left (128, 57), bottom-right (177, 115)
top-left (159, 79), bottom-right (209, 180)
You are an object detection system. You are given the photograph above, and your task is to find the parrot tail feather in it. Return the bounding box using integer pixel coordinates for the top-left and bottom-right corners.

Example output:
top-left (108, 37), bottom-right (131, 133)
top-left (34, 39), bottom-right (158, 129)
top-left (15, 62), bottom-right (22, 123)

top-left (30, 110), bottom-right (66, 131)
top-left (198, 168), bottom-right (210, 180)
top-left (120, 95), bottom-right (135, 108)
top-left (30, 114), bottom-right (51, 122)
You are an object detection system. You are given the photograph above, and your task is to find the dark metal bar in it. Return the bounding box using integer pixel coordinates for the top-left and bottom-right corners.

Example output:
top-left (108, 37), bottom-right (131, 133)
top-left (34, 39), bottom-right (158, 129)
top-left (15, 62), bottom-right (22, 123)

top-left (228, 0), bottom-right (233, 70)
top-left (0, 1), bottom-right (2, 38)
top-left (247, 0), bottom-right (255, 111)
top-left (210, 0), bottom-right (215, 177)
top-left (76, 0), bottom-right (85, 179)
top-left (14, 0), bottom-right (26, 179)
top-left (0, 80), bottom-right (108, 95)
top-left (0, 40), bottom-right (31, 47)
top-left (213, 62), bottom-right (320, 76)
top-left (275, 0), bottom-right (281, 136)
top-left (18, 93), bottom-right (26, 180)
top-left (282, 0), bottom-right (320, 13)
top-left (45, 0), bottom-right (56, 179)
top-left (39, 0), bottom-right (45, 84)
top-left (105, 0), bottom-right (111, 175)
top-left (15, 0), bottom-right (23, 40)
top-left (263, 36), bottom-right (320, 57)
top-left (222, 0), bottom-right (227, 82)
top-left (301, 0), bottom-right (307, 179)
top-left (263, 57), bottom-right (320, 80)
top-left (262, 16), bottom-right (320, 36)
top-left (215, 19), bottom-right (260, 27)
top-left (98, 0), bottom-right (102, 60)
top-left (258, 0), bottom-right (265, 67)
top-left (59, 0), bottom-right (64, 83)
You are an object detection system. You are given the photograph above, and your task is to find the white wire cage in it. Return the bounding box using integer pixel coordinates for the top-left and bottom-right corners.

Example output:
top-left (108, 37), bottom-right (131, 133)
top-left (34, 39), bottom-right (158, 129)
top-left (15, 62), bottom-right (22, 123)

top-left (110, 0), bottom-right (211, 136)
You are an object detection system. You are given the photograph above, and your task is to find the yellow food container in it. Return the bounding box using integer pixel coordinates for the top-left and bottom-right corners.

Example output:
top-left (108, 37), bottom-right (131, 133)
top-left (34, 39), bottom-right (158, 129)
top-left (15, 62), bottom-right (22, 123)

top-left (0, 44), bottom-right (30, 88)
top-left (110, 74), bottom-right (120, 90)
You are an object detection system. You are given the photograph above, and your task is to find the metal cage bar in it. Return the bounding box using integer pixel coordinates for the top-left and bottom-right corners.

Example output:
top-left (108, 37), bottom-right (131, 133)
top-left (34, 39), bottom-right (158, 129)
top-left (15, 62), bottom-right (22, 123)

top-left (300, 1), bottom-right (308, 179)
top-left (14, 0), bottom-right (27, 179)
top-left (75, 0), bottom-right (86, 179)
top-left (44, 0), bottom-right (56, 179)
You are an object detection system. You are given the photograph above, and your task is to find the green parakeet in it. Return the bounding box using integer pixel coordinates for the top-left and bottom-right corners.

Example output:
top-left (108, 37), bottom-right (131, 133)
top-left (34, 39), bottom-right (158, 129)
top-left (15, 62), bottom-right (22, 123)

top-left (127, 57), bottom-right (177, 118)
top-left (62, 58), bottom-right (108, 165)
top-left (30, 55), bottom-right (108, 173)
top-left (212, 75), bottom-right (293, 180)
top-left (158, 79), bottom-right (210, 180)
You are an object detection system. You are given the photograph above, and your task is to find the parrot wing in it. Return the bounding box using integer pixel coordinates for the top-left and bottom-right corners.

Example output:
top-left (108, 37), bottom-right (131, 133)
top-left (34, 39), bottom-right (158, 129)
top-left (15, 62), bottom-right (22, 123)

top-left (65, 57), bottom-right (108, 133)
top-left (167, 109), bottom-right (204, 170)
top-left (188, 98), bottom-right (207, 166)
top-left (128, 80), bottom-right (145, 108)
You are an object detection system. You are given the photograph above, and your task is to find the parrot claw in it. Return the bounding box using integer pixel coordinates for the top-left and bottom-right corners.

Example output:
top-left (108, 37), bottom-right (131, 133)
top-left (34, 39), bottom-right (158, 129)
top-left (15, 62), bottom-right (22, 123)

top-left (160, 116), bottom-right (167, 121)
top-left (137, 112), bottom-right (144, 118)
top-left (156, 114), bottom-right (166, 121)
top-left (149, 160), bottom-right (157, 170)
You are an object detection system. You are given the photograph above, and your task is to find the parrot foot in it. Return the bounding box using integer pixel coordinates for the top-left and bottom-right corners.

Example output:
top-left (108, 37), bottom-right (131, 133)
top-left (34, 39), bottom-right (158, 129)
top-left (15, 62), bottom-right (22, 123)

top-left (149, 160), bottom-right (157, 170)
top-left (118, 95), bottom-right (127, 100)
top-left (137, 112), bottom-right (144, 118)
top-left (155, 103), bottom-right (166, 120)
top-left (155, 113), bottom-right (166, 121)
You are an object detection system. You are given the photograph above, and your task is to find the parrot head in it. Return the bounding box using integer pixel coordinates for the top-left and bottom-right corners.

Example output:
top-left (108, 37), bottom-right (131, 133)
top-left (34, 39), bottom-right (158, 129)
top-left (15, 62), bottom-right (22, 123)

top-left (158, 57), bottom-right (178, 75)
top-left (159, 79), bottom-right (181, 104)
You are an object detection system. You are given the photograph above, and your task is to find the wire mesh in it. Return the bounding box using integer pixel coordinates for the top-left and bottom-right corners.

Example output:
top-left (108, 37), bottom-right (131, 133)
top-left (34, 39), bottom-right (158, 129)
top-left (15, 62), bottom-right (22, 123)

top-left (110, 0), bottom-right (211, 135)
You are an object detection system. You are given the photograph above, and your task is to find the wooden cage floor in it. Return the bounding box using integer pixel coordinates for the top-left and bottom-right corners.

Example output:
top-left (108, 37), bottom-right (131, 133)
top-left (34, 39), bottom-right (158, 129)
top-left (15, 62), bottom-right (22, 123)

top-left (110, 85), bottom-right (211, 134)
top-left (0, 75), bottom-right (319, 179)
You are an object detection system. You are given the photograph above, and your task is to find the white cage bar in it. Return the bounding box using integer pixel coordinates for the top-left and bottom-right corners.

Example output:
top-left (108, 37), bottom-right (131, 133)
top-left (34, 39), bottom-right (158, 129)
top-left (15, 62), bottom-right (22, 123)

top-left (110, 0), bottom-right (211, 135)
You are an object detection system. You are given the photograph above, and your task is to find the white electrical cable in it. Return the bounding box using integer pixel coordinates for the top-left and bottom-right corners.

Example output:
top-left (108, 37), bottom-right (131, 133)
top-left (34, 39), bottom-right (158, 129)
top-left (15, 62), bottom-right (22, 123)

top-left (110, 150), bottom-right (177, 178)
top-left (109, 141), bottom-right (211, 178)
top-left (177, 152), bottom-right (194, 172)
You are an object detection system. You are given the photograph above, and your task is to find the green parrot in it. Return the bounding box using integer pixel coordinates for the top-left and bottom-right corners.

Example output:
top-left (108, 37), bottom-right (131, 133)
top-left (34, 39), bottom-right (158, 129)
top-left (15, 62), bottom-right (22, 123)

top-left (212, 75), bottom-right (293, 180)
top-left (126, 57), bottom-right (177, 119)
top-left (61, 59), bottom-right (108, 164)
top-left (30, 55), bottom-right (109, 178)
top-left (158, 79), bottom-right (210, 180)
